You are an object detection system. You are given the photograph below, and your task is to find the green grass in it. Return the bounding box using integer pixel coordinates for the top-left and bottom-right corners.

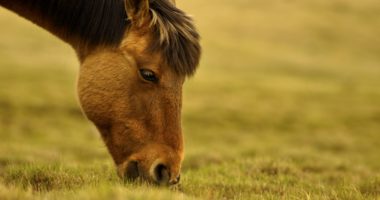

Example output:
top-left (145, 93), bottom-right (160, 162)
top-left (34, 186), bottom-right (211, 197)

top-left (1, 0), bottom-right (380, 199)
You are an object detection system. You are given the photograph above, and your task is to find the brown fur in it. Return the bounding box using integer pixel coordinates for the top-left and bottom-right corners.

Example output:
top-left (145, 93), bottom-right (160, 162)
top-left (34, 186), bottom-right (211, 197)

top-left (0, 0), bottom-right (201, 185)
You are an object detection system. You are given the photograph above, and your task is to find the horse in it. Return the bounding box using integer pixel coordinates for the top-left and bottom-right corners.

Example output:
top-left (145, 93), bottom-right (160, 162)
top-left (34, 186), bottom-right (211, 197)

top-left (0, 0), bottom-right (201, 186)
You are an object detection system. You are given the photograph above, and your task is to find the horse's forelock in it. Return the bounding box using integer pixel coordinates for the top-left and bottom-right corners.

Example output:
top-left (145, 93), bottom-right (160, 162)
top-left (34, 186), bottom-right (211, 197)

top-left (147, 0), bottom-right (201, 77)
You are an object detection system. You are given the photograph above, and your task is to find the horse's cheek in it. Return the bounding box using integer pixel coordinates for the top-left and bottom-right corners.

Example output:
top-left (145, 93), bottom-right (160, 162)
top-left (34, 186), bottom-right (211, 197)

top-left (77, 50), bottom-right (131, 127)
top-left (77, 67), bottom-right (113, 128)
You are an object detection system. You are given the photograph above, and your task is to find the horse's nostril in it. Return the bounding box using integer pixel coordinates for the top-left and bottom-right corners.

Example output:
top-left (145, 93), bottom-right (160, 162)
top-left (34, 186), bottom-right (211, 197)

top-left (153, 163), bottom-right (170, 184)
top-left (124, 161), bottom-right (139, 181)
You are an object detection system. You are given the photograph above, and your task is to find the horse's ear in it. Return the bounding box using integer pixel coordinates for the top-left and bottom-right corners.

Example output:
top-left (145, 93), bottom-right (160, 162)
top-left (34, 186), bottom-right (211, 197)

top-left (125, 0), bottom-right (150, 26)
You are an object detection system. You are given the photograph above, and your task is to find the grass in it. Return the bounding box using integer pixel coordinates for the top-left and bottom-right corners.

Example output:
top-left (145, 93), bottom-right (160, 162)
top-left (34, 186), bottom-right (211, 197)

top-left (1, 0), bottom-right (380, 199)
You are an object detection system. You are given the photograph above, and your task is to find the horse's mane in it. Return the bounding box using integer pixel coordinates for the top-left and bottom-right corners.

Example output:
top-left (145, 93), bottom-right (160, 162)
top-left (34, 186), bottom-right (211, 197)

top-left (149, 1), bottom-right (201, 76)
top-left (26, 0), bottom-right (200, 76)
top-left (24, 0), bottom-right (128, 48)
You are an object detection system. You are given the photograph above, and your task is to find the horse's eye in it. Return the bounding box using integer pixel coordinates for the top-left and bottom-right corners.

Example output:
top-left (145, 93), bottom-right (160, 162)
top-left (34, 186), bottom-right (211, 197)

top-left (139, 69), bottom-right (158, 83)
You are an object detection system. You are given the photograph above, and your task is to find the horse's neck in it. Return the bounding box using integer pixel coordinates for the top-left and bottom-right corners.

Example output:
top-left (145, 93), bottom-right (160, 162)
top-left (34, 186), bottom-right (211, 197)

top-left (0, 0), bottom-right (78, 48)
top-left (0, 0), bottom-right (128, 59)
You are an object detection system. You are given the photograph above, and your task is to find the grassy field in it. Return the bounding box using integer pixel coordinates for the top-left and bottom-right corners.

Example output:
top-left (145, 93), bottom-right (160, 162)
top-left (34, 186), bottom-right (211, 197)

top-left (1, 0), bottom-right (380, 199)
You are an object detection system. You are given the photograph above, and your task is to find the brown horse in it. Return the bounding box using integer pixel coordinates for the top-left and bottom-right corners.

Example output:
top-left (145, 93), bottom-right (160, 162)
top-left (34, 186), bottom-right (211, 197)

top-left (0, 0), bottom-right (201, 185)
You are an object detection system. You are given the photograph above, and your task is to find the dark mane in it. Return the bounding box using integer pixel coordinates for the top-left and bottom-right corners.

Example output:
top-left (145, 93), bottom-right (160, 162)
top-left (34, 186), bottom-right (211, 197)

top-left (20, 0), bottom-right (128, 47)
top-left (149, 0), bottom-right (201, 76)
top-left (18, 0), bottom-right (201, 76)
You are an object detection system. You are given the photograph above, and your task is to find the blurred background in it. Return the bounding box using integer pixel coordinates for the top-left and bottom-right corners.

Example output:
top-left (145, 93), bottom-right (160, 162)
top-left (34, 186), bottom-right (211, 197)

top-left (0, 0), bottom-right (379, 199)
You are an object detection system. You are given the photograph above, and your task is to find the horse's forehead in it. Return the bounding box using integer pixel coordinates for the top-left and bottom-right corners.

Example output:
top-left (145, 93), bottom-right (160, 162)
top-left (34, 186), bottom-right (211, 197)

top-left (119, 31), bottom-right (184, 84)
top-left (121, 31), bottom-right (149, 54)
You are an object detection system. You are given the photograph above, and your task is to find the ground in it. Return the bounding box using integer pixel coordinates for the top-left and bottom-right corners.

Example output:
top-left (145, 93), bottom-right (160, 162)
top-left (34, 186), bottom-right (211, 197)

top-left (0, 0), bottom-right (380, 199)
